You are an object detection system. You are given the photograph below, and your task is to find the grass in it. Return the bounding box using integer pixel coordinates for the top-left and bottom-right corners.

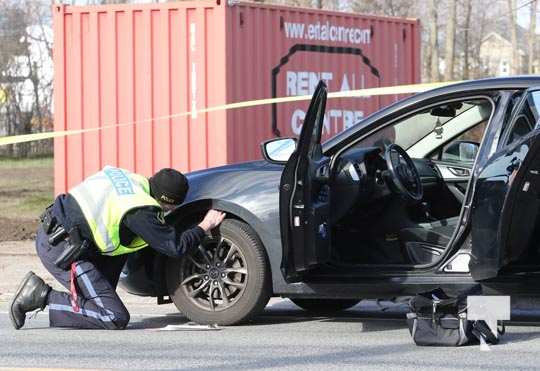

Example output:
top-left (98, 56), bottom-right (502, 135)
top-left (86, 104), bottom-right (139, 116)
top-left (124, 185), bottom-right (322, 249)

top-left (0, 157), bottom-right (54, 220)
top-left (0, 156), bottom-right (53, 169)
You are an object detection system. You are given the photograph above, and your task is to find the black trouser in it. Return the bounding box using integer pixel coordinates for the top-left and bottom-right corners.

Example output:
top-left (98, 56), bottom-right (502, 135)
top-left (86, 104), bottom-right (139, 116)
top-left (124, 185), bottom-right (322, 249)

top-left (35, 226), bottom-right (130, 329)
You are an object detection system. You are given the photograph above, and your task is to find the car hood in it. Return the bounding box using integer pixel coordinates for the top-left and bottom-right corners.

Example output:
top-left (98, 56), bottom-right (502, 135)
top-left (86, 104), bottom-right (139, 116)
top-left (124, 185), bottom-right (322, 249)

top-left (186, 160), bottom-right (277, 179)
top-left (180, 159), bottom-right (283, 205)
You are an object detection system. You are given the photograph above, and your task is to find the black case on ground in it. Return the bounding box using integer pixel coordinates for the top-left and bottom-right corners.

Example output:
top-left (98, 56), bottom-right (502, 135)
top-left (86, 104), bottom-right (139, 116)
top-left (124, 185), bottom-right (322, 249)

top-left (406, 288), bottom-right (474, 346)
top-left (406, 287), bottom-right (505, 347)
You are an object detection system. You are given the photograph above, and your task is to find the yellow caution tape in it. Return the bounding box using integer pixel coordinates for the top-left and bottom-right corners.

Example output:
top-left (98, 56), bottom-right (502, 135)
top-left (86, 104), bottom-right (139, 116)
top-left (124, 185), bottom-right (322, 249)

top-left (192, 81), bottom-right (456, 114)
top-left (0, 81), bottom-right (459, 147)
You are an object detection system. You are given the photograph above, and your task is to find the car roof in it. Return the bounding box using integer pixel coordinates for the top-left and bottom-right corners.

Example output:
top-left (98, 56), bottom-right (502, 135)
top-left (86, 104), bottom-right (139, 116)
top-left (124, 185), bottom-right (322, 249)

top-left (323, 76), bottom-right (540, 151)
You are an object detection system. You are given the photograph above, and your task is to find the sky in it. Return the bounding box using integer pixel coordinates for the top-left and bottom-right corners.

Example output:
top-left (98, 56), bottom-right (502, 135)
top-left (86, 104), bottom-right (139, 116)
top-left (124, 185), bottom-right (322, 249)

top-left (515, 0), bottom-right (538, 30)
top-left (56, 0), bottom-right (540, 33)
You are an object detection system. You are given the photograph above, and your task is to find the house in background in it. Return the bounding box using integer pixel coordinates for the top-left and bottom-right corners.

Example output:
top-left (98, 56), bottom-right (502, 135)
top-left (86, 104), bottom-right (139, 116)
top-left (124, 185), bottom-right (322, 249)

top-left (479, 32), bottom-right (527, 77)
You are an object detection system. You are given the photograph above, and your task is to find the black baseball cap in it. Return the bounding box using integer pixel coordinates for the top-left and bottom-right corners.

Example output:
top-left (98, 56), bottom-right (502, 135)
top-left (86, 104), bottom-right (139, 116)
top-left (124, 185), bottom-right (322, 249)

top-left (149, 168), bottom-right (189, 205)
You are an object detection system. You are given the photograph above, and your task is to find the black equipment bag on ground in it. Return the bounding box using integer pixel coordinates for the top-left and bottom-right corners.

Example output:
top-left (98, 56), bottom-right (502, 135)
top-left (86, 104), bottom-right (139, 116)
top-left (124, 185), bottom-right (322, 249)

top-left (406, 288), bottom-right (473, 346)
top-left (406, 287), bottom-right (504, 347)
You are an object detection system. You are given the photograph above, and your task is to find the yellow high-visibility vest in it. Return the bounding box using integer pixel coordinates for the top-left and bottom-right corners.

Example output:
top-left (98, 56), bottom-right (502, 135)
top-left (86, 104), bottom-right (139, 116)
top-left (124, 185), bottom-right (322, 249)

top-left (70, 166), bottom-right (160, 256)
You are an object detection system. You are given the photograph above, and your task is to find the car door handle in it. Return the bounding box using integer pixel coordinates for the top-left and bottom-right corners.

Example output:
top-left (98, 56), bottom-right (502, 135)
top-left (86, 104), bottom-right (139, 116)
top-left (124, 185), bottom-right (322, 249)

top-left (315, 164), bottom-right (330, 181)
top-left (447, 167), bottom-right (470, 177)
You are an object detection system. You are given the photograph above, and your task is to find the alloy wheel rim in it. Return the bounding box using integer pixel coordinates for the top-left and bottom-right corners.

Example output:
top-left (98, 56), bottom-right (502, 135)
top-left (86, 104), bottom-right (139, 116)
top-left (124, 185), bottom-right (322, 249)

top-left (180, 236), bottom-right (248, 312)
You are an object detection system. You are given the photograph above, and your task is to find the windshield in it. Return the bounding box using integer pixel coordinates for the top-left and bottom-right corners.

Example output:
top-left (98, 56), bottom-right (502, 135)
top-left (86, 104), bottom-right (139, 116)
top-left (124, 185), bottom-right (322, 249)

top-left (359, 103), bottom-right (475, 150)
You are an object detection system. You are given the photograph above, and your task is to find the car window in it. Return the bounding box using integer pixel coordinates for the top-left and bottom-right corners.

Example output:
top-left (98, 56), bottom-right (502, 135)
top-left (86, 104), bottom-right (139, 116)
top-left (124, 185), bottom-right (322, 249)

top-left (430, 120), bottom-right (487, 163)
top-left (356, 103), bottom-right (472, 149)
top-left (454, 121), bottom-right (488, 143)
top-left (352, 100), bottom-right (488, 155)
top-left (504, 90), bottom-right (540, 146)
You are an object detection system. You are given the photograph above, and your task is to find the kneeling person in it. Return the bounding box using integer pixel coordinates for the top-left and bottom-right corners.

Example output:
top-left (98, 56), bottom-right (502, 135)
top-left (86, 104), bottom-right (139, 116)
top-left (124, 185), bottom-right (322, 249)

top-left (9, 166), bottom-right (225, 330)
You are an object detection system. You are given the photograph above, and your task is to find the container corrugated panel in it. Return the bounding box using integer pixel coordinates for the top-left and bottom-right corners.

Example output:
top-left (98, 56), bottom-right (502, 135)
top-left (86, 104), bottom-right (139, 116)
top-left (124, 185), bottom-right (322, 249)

top-left (225, 2), bottom-right (420, 163)
top-left (53, 1), bottom-right (228, 193)
top-left (53, 1), bottom-right (419, 194)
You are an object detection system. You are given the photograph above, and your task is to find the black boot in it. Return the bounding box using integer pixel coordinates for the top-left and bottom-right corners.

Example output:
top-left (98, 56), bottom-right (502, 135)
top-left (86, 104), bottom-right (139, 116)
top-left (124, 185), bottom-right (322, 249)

top-left (9, 271), bottom-right (51, 330)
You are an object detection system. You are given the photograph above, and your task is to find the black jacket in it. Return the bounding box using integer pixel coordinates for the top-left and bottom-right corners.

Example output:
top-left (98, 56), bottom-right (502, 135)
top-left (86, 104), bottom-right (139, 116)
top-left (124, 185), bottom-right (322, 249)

top-left (51, 193), bottom-right (205, 257)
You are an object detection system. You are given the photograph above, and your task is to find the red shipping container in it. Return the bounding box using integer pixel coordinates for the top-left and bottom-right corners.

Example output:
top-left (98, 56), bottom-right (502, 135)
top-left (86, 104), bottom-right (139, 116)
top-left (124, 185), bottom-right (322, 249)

top-left (53, 1), bottom-right (420, 194)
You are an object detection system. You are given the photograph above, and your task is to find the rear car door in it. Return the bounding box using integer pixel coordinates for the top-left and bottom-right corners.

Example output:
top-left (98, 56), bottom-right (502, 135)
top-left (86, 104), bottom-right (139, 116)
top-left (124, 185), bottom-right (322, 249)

top-left (470, 88), bottom-right (540, 280)
top-left (279, 81), bottom-right (331, 282)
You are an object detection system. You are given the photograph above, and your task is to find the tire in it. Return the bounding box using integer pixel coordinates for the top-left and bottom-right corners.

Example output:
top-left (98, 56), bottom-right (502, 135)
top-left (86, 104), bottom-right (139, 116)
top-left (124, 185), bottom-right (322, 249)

top-left (167, 219), bottom-right (271, 325)
top-left (290, 298), bottom-right (361, 314)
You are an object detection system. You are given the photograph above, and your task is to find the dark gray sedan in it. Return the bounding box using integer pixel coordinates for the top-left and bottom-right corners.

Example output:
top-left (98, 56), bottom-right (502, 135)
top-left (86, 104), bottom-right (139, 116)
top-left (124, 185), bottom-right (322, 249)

top-left (121, 76), bottom-right (540, 325)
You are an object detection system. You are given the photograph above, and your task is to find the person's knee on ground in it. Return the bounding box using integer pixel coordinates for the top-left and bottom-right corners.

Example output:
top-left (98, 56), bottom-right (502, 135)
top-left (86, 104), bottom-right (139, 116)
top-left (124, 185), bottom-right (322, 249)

top-left (96, 306), bottom-right (130, 330)
top-left (110, 309), bottom-right (130, 330)
top-left (71, 261), bottom-right (130, 329)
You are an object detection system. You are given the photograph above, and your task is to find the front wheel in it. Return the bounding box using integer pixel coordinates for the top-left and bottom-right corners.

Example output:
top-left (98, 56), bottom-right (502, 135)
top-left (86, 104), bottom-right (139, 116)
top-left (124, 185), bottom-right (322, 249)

top-left (166, 219), bottom-right (271, 325)
top-left (290, 298), bottom-right (361, 314)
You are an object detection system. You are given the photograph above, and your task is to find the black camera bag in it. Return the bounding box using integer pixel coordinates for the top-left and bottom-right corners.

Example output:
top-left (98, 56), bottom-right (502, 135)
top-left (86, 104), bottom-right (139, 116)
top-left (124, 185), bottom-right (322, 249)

top-left (407, 287), bottom-right (505, 347)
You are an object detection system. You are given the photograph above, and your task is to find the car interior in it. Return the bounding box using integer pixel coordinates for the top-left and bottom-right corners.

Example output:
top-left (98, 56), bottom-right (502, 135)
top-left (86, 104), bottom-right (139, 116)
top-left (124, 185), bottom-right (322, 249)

top-left (328, 97), bottom-right (496, 266)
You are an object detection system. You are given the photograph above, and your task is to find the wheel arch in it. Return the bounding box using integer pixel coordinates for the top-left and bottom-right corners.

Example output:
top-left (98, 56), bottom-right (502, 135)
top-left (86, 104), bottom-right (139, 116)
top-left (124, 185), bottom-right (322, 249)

top-left (154, 198), bottom-right (275, 296)
top-left (166, 199), bottom-right (263, 229)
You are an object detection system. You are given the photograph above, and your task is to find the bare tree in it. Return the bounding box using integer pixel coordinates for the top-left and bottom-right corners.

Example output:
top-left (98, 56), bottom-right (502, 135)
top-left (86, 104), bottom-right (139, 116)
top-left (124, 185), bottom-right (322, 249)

top-left (261, 0), bottom-right (339, 9)
top-left (444, 0), bottom-right (457, 80)
top-left (470, 0), bottom-right (493, 78)
top-left (382, 0), bottom-right (415, 16)
top-left (529, 0), bottom-right (537, 74)
top-left (507, 0), bottom-right (519, 75)
top-left (351, 0), bottom-right (417, 17)
top-left (428, 0), bottom-right (440, 81)
top-left (0, 0), bottom-right (53, 157)
top-left (461, 0), bottom-right (472, 80)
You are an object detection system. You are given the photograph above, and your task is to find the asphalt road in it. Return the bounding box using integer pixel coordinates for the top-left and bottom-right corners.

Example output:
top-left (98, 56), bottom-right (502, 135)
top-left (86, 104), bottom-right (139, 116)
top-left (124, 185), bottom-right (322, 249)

top-left (2, 299), bottom-right (540, 371)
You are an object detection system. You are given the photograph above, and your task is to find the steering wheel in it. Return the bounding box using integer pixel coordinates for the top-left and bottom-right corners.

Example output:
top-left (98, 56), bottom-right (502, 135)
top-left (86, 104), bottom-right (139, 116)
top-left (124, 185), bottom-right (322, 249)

top-left (384, 144), bottom-right (423, 202)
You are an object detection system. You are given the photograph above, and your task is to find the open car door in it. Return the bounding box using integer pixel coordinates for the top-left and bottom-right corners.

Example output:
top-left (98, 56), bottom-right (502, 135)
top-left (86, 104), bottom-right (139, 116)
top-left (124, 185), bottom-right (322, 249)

top-left (470, 88), bottom-right (540, 280)
top-left (279, 81), bottom-right (331, 282)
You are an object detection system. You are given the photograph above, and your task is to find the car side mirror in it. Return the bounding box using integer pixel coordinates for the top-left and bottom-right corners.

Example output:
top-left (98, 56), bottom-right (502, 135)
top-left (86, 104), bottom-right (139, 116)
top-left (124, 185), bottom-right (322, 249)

top-left (441, 140), bottom-right (479, 163)
top-left (261, 137), bottom-right (297, 163)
